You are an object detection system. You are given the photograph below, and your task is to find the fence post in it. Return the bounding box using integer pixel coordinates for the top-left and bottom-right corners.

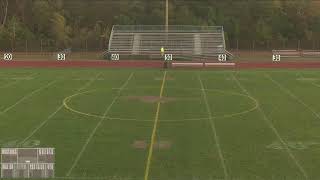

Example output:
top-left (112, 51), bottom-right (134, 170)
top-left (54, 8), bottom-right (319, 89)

top-left (86, 39), bottom-right (88, 52)
top-left (40, 39), bottom-right (43, 53)
top-left (252, 40), bottom-right (255, 53)
top-left (25, 39), bottom-right (28, 54)
top-left (48, 39), bottom-right (50, 53)
top-left (313, 40), bottom-right (315, 50)
top-left (298, 40), bottom-right (300, 50)
top-left (236, 39), bottom-right (239, 55)
top-left (11, 39), bottom-right (14, 52)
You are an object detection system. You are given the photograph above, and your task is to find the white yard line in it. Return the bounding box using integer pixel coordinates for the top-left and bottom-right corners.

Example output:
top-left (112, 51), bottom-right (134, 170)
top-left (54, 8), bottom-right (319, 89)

top-left (0, 79), bottom-right (57, 114)
top-left (310, 82), bottom-right (320, 88)
top-left (0, 73), bottom-right (37, 89)
top-left (297, 72), bottom-right (320, 93)
top-left (54, 176), bottom-right (133, 180)
top-left (265, 73), bottom-right (320, 120)
top-left (20, 73), bottom-right (103, 145)
top-left (66, 72), bottom-right (134, 176)
top-left (198, 74), bottom-right (229, 180)
top-left (231, 73), bottom-right (308, 180)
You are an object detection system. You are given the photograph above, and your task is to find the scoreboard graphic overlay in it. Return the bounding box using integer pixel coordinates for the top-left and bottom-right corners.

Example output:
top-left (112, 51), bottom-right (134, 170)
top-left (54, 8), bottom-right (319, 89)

top-left (1, 148), bottom-right (55, 178)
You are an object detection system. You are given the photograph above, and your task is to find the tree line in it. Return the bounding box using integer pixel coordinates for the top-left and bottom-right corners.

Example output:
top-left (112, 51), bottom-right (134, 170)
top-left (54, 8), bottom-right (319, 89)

top-left (0, 0), bottom-right (319, 51)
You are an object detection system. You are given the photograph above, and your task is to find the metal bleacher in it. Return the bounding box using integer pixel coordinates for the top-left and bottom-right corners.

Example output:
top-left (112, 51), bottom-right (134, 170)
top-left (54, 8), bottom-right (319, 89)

top-left (107, 25), bottom-right (230, 60)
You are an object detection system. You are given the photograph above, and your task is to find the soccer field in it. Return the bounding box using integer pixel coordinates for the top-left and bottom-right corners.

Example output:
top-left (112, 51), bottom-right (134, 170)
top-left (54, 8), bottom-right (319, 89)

top-left (1, 68), bottom-right (320, 180)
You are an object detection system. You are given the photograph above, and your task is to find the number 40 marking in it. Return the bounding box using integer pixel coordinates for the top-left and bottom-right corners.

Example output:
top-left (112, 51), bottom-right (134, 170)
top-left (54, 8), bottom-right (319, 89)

top-left (218, 54), bottom-right (227, 62)
top-left (3, 53), bottom-right (13, 61)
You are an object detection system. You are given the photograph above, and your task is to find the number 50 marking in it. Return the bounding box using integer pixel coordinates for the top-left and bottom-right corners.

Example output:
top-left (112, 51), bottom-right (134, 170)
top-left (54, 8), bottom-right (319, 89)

top-left (164, 54), bottom-right (173, 61)
top-left (111, 54), bottom-right (120, 61)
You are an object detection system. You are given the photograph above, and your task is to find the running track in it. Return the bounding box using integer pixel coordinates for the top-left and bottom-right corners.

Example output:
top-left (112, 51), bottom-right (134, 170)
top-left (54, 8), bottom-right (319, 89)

top-left (1, 60), bottom-right (320, 69)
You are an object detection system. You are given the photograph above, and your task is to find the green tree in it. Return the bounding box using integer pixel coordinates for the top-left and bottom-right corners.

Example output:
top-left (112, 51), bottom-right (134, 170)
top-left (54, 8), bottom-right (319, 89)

top-left (51, 12), bottom-right (71, 48)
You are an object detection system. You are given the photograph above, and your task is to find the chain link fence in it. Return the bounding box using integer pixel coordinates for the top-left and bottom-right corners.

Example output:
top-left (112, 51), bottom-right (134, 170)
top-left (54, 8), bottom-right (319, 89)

top-left (227, 39), bottom-right (320, 51)
top-left (0, 39), bottom-right (108, 52)
top-left (1, 38), bottom-right (319, 61)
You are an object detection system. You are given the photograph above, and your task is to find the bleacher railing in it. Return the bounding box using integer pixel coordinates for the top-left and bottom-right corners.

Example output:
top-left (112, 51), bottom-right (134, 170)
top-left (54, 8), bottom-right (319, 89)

top-left (112, 25), bottom-right (224, 33)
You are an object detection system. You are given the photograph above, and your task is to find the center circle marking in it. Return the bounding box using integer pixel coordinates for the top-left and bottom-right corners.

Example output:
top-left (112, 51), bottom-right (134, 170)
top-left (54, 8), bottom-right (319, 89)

top-left (63, 87), bottom-right (259, 122)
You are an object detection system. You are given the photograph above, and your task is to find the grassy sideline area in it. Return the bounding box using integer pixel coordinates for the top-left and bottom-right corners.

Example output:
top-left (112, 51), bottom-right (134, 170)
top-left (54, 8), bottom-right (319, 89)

top-left (1, 68), bottom-right (320, 180)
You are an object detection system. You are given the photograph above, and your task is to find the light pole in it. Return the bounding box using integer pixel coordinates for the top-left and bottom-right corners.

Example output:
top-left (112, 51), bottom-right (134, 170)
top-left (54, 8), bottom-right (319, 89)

top-left (165, 0), bottom-right (169, 31)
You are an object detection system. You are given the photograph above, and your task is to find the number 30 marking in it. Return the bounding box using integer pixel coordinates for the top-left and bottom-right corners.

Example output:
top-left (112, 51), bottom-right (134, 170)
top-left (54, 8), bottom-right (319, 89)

top-left (273, 55), bottom-right (281, 62)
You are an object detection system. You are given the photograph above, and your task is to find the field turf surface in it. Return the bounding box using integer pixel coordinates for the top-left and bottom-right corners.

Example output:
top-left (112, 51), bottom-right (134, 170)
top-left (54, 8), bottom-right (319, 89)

top-left (1, 68), bottom-right (320, 180)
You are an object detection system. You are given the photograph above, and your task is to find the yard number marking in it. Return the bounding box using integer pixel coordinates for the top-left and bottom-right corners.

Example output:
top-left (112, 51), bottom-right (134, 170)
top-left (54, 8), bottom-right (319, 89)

top-left (57, 53), bottom-right (66, 61)
top-left (111, 54), bottom-right (120, 61)
top-left (3, 53), bottom-right (13, 61)
top-left (218, 54), bottom-right (227, 62)
top-left (273, 54), bottom-right (281, 62)
top-left (164, 54), bottom-right (173, 61)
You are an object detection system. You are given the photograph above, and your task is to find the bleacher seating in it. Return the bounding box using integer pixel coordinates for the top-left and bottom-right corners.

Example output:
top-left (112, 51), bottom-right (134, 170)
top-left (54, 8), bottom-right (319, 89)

top-left (107, 25), bottom-right (229, 60)
top-left (272, 49), bottom-right (320, 58)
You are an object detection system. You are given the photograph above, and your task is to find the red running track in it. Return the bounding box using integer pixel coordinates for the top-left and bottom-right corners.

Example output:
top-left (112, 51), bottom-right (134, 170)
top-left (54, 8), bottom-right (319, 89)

top-left (0, 60), bottom-right (163, 68)
top-left (236, 61), bottom-right (320, 69)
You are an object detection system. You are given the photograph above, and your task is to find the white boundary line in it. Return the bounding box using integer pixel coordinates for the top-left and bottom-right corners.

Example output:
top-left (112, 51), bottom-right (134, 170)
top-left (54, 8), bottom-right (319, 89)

top-left (165, 69), bottom-right (320, 74)
top-left (44, 175), bottom-right (307, 180)
top-left (66, 72), bottom-right (134, 176)
top-left (265, 73), bottom-right (320, 120)
top-left (309, 82), bottom-right (320, 89)
top-left (0, 79), bottom-right (57, 114)
top-left (0, 73), bottom-right (37, 89)
top-left (297, 72), bottom-right (320, 94)
top-left (198, 74), bottom-right (229, 179)
top-left (231, 73), bottom-right (308, 179)
top-left (19, 73), bottom-right (103, 145)
top-left (172, 62), bottom-right (203, 67)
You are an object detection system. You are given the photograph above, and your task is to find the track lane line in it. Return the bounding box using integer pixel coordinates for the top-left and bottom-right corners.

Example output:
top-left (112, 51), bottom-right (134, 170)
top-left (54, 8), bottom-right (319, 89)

top-left (231, 73), bottom-right (308, 179)
top-left (20, 72), bottom-right (102, 145)
top-left (66, 72), bottom-right (134, 176)
top-left (144, 71), bottom-right (167, 180)
top-left (198, 74), bottom-right (229, 180)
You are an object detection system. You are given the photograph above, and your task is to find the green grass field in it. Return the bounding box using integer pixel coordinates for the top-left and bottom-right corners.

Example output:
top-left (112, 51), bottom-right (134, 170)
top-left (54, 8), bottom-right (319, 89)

top-left (1, 68), bottom-right (320, 180)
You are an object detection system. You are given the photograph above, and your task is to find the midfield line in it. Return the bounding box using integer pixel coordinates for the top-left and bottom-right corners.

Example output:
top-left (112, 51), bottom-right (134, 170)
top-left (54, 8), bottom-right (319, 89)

top-left (20, 72), bottom-right (102, 145)
top-left (143, 71), bottom-right (167, 180)
top-left (231, 73), bottom-right (308, 179)
top-left (266, 73), bottom-right (320, 120)
top-left (197, 74), bottom-right (229, 180)
top-left (0, 79), bottom-right (57, 114)
top-left (66, 72), bottom-right (134, 176)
